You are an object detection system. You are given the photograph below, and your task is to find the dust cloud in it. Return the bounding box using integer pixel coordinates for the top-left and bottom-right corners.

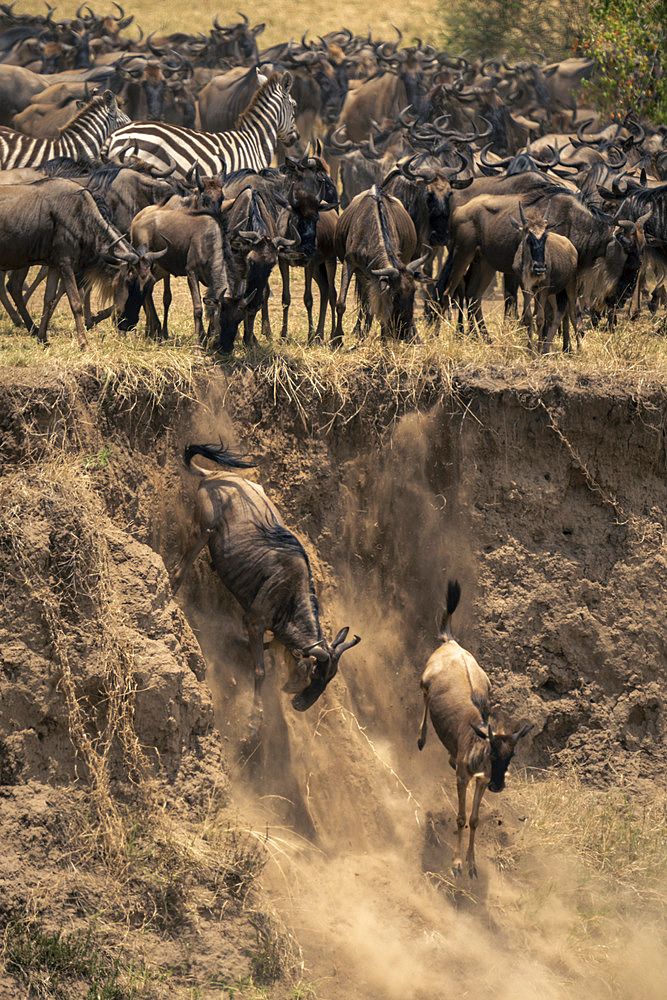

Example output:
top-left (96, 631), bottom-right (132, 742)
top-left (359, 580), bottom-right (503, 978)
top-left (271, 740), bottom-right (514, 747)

top-left (184, 405), bottom-right (666, 1000)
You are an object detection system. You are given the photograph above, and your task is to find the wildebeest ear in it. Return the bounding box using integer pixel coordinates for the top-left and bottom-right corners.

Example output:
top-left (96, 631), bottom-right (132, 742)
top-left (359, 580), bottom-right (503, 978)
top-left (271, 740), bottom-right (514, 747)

top-left (252, 23), bottom-right (266, 36)
top-left (509, 215), bottom-right (521, 230)
top-left (281, 71), bottom-right (293, 93)
top-left (513, 723), bottom-right (534, 741)
top-left (256, 68), bottom-right (269, 86)
top-left (470, 722), bottom-right (489, 740)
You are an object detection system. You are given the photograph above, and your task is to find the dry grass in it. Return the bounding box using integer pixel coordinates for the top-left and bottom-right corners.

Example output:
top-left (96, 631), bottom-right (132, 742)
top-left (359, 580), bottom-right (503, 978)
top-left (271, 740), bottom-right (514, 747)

top-left (3, 277), bottom-right (665, 431)
top-left (0, 457), bottom-right (156, 871)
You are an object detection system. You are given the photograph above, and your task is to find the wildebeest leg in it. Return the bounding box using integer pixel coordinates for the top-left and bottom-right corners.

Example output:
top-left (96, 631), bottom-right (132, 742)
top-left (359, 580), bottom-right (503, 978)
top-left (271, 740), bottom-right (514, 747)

top-left (142, 281), bottom-right (162, 339)
top-left (326, 259), bottom-right (337, 343)
top-left (59, 263), bottom-right (89, 349)
top-left (540, 293), bottom-right (559, 353)
top-left (304, 261), bottom-right (315, 343)
top-left (162, 275), bottom-right (172, 340)
top-left (466, 776), bottom-right (488, 878)
top-left (23, 265), bottom-right (49, 308)
top-left (187, 272), bottom-right (204, 343)
top-left (260, 284), bottom-right (272, 339)
top-left (36, 268), bottom-right (61, 345)
top-left (312, 261), bottom-right (329, 343)
top-left (172, 528), bottom-right (213, 594)
top-left (454, 770), bottom-right (470, 877)
top-left (566, 278), bottom-right (580, 350)
top-left (467, 261), bottom-right (495, 342)
top-left (0, 273), bottom-right (23, 327)
top-left (280, 258), bottom-right (291, 339)
top-left (417, 686), bottom-right (430, 750)
top-left (520, 288), bottom-right (534, 346)
top-left (503, 273), bottom-right (519, 319)
top-left (7, 268), bottom-right (38, 336)
top-left (333, 260), bottom-right (353, 347)
top-left (244, 615), bottom-right (267, 710)
top-left (243, 306), bottom-right (259, 349)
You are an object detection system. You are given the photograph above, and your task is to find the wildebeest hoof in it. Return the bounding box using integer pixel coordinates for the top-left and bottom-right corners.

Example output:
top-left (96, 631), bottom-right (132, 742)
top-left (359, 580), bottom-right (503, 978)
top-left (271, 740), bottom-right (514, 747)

top-left (452, 860), bottom-right (463, 877)
top-left (417, 736), bottom-right (425, 750)
top-left (468, 862), bottom-right (478, 879)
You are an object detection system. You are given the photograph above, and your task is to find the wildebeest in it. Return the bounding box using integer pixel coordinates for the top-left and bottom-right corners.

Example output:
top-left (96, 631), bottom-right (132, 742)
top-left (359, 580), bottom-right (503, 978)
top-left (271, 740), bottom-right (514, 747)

top-left (334, 184), bottom-right (427, 342)
top-left (0, 176), bottom-right (162, 347)
top-left (417, 580), bottom-right (533, 878)
top-left (511, 202), bottom-right (579, 351)
top-left (172, 443), bottom-right (360, 716)
top-left (129, 199), bottom-right (236, 344)
top-left (439, 184), bottom-right (646, 336)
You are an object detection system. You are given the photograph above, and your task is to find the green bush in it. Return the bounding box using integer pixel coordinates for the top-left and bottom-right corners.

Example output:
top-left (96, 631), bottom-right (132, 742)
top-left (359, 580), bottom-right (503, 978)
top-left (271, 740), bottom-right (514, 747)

top-left (580, 0), bottom-right (667, 122)
top-left (438, 0), bottom-right (587, 60)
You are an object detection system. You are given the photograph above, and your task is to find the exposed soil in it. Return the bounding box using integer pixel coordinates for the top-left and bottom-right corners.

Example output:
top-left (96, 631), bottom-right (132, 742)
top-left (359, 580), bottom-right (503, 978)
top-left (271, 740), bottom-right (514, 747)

top-left (0, 362), bottom-right (665, 997)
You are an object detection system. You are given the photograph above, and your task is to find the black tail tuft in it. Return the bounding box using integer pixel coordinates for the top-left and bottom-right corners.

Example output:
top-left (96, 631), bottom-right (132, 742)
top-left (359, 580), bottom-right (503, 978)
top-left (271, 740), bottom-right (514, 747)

top-left (184, 443), bottom-right (255, 470)
top-left (447, 579), bottom-right (461, 617)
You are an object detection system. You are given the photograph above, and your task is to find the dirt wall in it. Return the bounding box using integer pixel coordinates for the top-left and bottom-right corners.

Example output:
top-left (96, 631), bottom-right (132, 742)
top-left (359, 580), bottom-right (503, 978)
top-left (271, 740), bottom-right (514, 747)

top-left (1, 363), bottom-right (665, 998)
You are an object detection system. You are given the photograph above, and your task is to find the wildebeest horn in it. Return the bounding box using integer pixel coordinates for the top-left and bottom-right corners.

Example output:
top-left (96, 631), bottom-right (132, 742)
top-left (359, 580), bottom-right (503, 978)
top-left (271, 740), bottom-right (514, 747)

top-left (329, 126), bottom-right (355, 151)
top-left (301, 641), bottom-right (329, 662)
top-left (371, 266), bottom-right (400, 279)
top-left (186, 162), bottom-right (205, 190)
top-left (331, 627), bottom-right (361, 659)
top-left (143, 246), bottom-right (169, 262)
top-left (407, 253), bottom-right (430, 274)
top-left (519, 202), bottom-right (528, 227)
top-left (233, 230), bottom-right (264, 245)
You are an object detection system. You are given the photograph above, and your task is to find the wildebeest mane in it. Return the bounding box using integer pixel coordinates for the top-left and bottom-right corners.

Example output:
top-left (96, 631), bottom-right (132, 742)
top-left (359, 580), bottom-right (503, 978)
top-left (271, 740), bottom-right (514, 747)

top-left (258, 513), bottom-right (321, 628)
top-left (374, 189), bottom-right (402, 268)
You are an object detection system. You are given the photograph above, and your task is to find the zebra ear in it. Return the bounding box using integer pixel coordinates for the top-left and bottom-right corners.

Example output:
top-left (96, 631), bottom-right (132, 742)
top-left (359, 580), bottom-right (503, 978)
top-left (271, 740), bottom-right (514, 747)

top-left (103, 90), bottom-right (116, 109)
top-left (256, 68), bottom-right (269, 87)
top-left (281, 71), bottom-right (293, 94)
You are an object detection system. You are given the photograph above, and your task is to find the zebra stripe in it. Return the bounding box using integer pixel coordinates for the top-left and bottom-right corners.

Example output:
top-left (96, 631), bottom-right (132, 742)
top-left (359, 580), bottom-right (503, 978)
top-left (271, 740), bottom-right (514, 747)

top-left (0, 91), bottom-right (130, 170)
top-left (104, 72), bottom-right (299, 179)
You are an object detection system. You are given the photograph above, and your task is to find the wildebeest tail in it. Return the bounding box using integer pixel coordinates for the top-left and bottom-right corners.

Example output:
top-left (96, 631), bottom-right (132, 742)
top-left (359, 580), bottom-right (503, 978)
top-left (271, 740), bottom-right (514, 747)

top-left (184, 443), bottom-right (255, 474)
top-left (438, 578), bottom-right (461, 639)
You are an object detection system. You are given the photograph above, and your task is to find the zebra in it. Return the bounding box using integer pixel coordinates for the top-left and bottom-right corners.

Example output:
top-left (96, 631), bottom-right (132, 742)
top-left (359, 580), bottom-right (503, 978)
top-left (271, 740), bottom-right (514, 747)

top-left (104, 70), bottom-right (299, 179)
top-left (0, 91), bottom-right (130, 170)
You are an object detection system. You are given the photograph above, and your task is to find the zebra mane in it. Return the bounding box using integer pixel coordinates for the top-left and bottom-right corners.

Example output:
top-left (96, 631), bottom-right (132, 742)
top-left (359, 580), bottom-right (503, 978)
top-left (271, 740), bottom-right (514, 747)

top-left (56, 95), bottom-right (107, 136)
top-left (236, 73), bottom-right (283, 129)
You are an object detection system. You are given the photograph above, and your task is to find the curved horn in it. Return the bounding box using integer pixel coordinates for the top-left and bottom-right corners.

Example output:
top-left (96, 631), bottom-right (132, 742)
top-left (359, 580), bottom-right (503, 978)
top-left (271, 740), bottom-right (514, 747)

top-left (519, 202), bottom-right (528, 227)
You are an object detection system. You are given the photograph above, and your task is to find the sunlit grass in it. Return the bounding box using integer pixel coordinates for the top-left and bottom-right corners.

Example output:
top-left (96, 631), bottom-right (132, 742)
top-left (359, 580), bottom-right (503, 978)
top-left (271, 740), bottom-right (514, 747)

top-left (9, 0), bottom-right (442, 48)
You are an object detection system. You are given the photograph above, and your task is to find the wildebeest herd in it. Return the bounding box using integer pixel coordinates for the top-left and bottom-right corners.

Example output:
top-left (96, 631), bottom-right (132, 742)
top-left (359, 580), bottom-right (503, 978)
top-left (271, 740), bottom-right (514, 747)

top-left (0, 4), bottom-right (665, 352)
top-left (2, 5), bottom-right (664, 874)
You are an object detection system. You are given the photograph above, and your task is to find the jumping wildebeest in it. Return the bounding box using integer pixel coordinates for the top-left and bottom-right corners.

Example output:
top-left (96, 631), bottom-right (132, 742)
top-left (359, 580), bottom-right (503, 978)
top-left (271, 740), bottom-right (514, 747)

top-left (417, 581), bottom-right (533, 878)
top-left (172, 443), bottom-right (360, 718)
